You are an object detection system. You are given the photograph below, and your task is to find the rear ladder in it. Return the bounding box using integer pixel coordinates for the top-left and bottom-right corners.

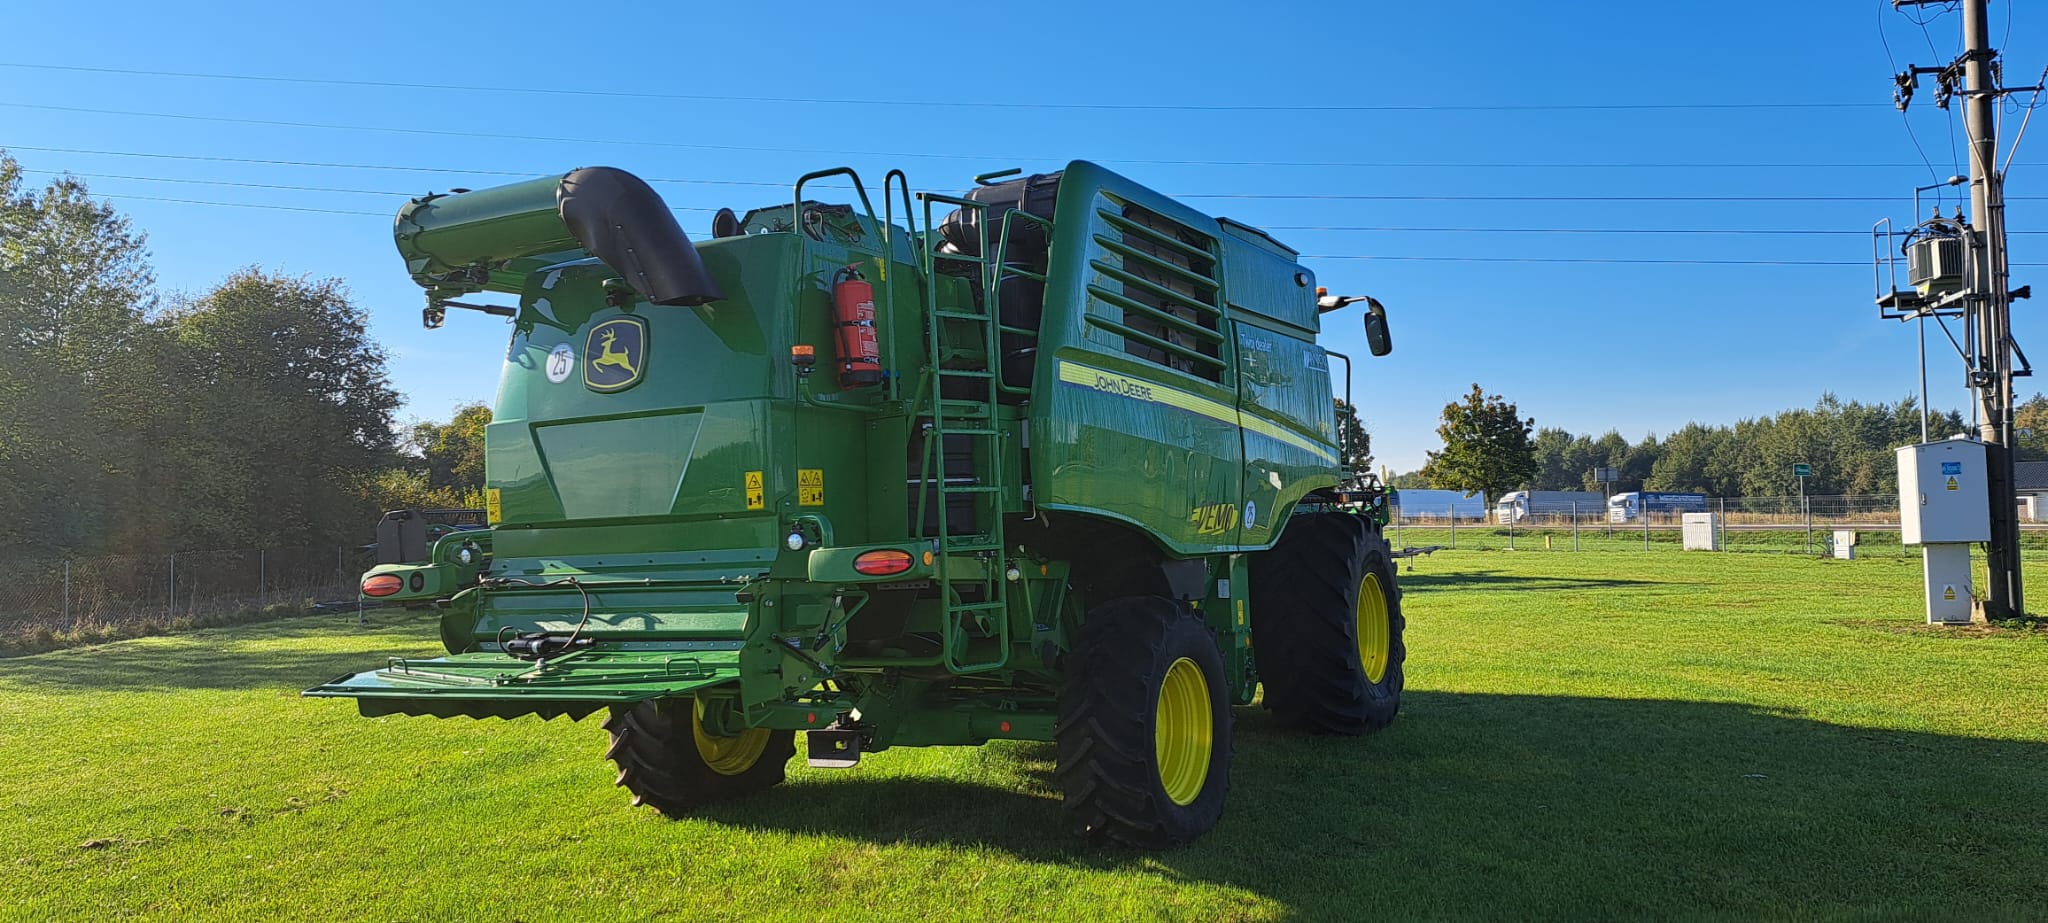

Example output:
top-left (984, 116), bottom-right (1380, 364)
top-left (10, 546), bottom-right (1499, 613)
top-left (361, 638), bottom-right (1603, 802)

top-left (913, 191), bottom-right (1021, 674)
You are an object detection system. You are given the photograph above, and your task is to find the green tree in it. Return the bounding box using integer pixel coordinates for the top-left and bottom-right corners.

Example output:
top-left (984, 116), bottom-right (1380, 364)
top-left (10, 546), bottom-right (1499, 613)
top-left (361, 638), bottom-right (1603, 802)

top-left (1333, 399), bottom-right (1372, 485)
top-left (401, 403), bottom-right (493, 508)
top-left (0, 154), bottom-right (159, 551)
top-left (1419, 383), bottom-right (1537, 506)
top-left (163, 269), bottom-right (400, 548)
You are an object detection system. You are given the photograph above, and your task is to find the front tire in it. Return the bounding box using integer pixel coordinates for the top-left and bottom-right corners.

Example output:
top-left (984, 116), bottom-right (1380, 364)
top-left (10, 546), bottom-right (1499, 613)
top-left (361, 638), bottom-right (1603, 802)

top-left (1055, 595), bottom-right (1234, 849)
top-left (603, 697), bottom-right (796, 815)
top-left (1249, 513), bottom-right (1406, 734)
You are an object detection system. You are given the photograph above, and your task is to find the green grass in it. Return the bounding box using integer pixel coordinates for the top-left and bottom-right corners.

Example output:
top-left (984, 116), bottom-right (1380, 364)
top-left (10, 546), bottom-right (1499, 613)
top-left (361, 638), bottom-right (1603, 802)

top-left (5, 552), bottom-right (2048, 921)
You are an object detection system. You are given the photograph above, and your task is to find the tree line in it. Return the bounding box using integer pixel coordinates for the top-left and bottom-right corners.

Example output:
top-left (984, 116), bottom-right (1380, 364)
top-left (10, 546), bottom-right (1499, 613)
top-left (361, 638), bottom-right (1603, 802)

top-left (1391, 383), bottom-right (2010, 502)
top-left (0, 153), bottom-right (483, 558)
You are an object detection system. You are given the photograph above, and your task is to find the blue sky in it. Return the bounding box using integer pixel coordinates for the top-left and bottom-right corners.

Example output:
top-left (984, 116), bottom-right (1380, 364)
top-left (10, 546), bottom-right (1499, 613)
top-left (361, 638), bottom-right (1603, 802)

top-left (2, 0), bottom-right (2039, 472)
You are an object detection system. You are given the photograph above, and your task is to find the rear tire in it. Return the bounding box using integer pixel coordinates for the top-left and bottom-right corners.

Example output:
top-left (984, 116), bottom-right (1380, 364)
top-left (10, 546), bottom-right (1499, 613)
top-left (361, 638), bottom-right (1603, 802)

top-left (1249, 513), bottom-right (1406, 734)
top-left (1055, 595), bottom-right (1234, 849)
top-left (603, 697), bottom-right (795, 815)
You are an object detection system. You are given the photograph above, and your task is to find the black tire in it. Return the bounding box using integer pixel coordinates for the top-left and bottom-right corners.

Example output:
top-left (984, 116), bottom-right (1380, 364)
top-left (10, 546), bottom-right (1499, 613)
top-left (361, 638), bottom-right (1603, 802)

top-left (603, 697), bottom-right (796, 815)
top-left (1055, 595), bottom-right (1234, 849)
top-left (1248, 512), bottom-right (1406, 735)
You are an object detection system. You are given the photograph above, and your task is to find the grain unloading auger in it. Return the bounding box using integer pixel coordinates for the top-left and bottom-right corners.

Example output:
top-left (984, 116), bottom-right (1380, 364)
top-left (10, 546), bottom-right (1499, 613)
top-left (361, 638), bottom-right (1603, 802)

top-left (310, 163), bottom-right (1405, 847)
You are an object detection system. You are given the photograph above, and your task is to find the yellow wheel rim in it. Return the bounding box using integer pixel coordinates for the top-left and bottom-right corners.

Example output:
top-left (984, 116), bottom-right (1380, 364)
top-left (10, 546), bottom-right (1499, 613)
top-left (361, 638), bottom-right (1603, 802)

top-left (1154, 657), bottom-right (1213, 806)
top-left (691, 700), bottom-right (771, 777)
top-left (1357, 572), bottom-right (1391, 685)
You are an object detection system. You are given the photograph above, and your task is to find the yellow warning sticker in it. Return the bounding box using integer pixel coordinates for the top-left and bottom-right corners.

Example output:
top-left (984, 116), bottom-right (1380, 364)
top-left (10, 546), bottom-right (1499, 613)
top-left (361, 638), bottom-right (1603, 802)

top-left (743, 470), bottom-right (765, 510)
top-left (1946, 476), bottom-right (1960, 491)
top-left (798, 468), bottom-right (824, 507)
top-left (1943, 585), bottom-right (1957, 601)
top-left (485, 488), bottom-right (502, 524)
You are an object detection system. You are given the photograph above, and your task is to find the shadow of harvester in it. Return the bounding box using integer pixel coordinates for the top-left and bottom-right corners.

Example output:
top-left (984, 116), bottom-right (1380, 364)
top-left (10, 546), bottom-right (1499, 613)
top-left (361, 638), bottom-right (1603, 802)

top-left (692, 694), bottom-right (2048, 919)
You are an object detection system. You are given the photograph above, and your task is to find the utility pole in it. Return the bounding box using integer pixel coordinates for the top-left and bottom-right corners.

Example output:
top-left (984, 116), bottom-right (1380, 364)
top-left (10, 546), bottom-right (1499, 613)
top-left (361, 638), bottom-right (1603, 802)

top-left (1959, 0), bottom-right (2022, 619)
top-left (1890, 0), bottom-right (2029, 618)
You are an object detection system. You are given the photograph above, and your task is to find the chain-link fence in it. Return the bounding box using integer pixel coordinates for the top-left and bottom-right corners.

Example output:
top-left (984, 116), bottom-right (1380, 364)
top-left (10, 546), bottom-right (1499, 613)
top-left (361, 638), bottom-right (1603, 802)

top-left (0, 545), bottom-right (363, 639)
top-left (1385, 494), bottom-right (2046, 557)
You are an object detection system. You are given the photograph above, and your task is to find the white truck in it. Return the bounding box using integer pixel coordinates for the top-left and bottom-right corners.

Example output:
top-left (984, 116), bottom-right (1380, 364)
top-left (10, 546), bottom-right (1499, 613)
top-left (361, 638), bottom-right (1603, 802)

top-left (1495, 490), bottom-right (1607, 524)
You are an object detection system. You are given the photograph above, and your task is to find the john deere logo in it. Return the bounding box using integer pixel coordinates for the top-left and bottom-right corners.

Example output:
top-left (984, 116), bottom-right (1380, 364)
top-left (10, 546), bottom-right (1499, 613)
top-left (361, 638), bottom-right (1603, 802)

top-left (585, 316), bottom-right (647, 392)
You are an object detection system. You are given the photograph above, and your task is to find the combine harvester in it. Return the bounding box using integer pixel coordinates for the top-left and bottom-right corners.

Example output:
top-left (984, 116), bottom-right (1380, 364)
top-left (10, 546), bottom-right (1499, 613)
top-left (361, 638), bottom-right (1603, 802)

top-left (311, 163), bottom-right (1405, 847)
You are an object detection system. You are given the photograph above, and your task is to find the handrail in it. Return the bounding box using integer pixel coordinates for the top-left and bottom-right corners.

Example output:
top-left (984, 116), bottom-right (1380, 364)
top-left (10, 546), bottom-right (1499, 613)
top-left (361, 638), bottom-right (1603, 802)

top-left (792, 167), bottom-right (879, 238)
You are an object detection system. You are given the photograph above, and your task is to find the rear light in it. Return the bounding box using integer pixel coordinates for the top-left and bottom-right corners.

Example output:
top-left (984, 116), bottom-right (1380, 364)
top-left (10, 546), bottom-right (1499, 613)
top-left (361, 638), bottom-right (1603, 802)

top-left (362, 574), bottom-right (404, 597)
top-left (852, 549), bottom-right (915, 576)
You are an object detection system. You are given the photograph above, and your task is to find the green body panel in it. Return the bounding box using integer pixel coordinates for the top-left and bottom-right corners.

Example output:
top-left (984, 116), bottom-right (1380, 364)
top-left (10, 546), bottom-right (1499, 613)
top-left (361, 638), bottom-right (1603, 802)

top-left (310, 160), bottom-right (1372, 745)
top-left (1029, 162), bottom-right (1338, 555)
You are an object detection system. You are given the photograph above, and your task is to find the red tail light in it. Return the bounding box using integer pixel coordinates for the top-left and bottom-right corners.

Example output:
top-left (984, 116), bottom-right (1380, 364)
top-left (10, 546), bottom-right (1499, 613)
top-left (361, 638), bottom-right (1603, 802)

top-left (852, 550), bottom-right (914, 576)
top-left (362, 574), bottom-right (404, 597)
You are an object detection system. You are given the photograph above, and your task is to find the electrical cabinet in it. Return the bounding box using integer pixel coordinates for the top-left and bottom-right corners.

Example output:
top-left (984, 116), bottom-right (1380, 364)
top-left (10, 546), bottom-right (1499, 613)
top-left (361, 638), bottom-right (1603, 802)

top-left (1897, 438), bottom-right (1991, 545)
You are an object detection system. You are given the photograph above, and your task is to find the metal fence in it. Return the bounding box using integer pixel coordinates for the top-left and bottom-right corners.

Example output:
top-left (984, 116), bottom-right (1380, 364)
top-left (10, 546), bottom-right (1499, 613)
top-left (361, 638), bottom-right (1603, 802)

top-left (1384, 494), bottom-right (1981, 557)
top-left (0, 545), bottom-right (362, 635)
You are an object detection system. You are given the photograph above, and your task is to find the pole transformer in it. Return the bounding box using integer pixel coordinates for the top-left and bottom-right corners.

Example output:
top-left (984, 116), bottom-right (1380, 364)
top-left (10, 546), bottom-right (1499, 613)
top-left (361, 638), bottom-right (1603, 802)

top-left (1893, 0), bottom-right (2025, 618)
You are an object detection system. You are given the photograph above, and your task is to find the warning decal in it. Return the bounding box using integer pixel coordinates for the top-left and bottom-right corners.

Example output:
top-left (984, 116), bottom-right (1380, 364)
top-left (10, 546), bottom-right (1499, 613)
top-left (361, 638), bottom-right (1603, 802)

top-left (743, 471), bottom-right (765, 510)
top-left (486, 487), bottom-right (502, 524)
top-left (1943, 585), bottom-right (1957, 601)
top-left (1946, 476), bottom-right (1960, 491)
top-left (798, 468), bottom-right (824, 507)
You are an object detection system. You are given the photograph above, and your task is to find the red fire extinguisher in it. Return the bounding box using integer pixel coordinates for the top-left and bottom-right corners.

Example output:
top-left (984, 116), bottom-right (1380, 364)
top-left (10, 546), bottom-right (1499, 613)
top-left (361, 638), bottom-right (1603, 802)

top-left (831, 266), bottom-right (883, 387)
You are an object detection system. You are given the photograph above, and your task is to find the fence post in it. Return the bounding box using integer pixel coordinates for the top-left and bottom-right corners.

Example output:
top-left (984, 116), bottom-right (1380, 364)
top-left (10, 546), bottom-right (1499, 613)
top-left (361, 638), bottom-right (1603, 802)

top-left (258, 549), bottom-right (266, 606)
top-left (1718, 497), bottom-right (1727, 552)
top-left (1450, 506), bottom-right (1457, 549)
top-left (166, 553), bottom-right (176, 619)
top-left (1573, 502), bottom-right (1581, 551)
top-left (1393, 507), bottom-right (1401, 549)
top-left (1643, 504), bottom-right (1651, 551)
top-left (62, 559), bottom-right (71, 624)
top-left (1508, 507), bottom-right (1516, 551)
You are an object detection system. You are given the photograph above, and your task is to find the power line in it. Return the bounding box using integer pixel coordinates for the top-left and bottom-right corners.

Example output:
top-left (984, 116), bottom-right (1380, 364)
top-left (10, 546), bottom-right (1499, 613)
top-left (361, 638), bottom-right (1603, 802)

top-left (1265, 223), bottom-right (2048, 236)
top-left (16, 143), bottom-right (2038, 174)
top-left (20, 146), bottom-right (2034, 205)
top-left (41, 189), bottom-right (2046, 267)
top-left (0, 61), bottom-right (1891, 113)
top-left (1303, 254), bottom-right (2048, 266)
top-left (15, 102), bottom-right (2009, 181)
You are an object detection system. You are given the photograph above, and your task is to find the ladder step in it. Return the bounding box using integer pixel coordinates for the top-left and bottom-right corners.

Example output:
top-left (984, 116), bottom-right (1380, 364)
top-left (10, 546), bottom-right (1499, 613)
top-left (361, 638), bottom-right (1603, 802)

top-left (948, 602), bottom-right (1008, 614)
top-left (936, 427), bottom-right (998, 435)
top-left (937, 368), bottom-right (994, 379)
top-left (934, 310), bottom-right (991, 320)
top-left (940, 542), bottom-right (1001, 553)
top-left (940, 486), bottom-right (1000, 494)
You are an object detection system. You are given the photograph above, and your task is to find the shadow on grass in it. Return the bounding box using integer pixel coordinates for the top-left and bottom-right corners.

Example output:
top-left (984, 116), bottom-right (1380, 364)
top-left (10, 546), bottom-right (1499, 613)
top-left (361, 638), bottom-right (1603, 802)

top-left (1395, 569), bottom-right (1678, 593)
top-left (702, 693), bottom-right (2048, 918)
top-left (0, 613), bottom-right (436, 693)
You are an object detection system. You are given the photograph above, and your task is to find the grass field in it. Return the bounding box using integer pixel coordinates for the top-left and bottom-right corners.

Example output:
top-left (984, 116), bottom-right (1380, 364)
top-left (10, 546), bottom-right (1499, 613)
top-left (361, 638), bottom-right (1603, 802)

top-left (5, 551), bottom-right (2048, 921)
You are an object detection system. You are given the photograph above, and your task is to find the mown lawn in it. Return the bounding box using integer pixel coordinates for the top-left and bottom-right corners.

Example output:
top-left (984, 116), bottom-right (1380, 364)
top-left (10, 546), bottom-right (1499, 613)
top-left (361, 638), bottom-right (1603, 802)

top-left (4, 551), bottom-right (2047, 921)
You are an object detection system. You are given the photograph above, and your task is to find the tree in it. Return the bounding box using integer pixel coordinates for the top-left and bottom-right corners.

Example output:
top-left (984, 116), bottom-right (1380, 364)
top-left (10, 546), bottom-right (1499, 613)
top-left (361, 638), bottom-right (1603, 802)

top-left (162, 269), bottom-right (400, 548)
top-left (0, 154), bottom-right (159, 551)
top-left (1333, 399), bottom-right (1372, 484)
top-left (401, 403), bottom-right (493, 508)
top-left (1420, 383), bottom-right (1537, 506)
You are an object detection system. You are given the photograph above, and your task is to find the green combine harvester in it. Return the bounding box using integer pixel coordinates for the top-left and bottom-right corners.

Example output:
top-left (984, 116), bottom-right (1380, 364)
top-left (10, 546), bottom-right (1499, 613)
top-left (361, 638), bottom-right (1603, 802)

top-left (312, 162), bottom-right (1405, 847)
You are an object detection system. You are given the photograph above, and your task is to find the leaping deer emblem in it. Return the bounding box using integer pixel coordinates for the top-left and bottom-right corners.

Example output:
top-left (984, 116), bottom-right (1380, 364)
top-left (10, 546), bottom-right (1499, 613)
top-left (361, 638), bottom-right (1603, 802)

top-left (592, 328), bottom-right (637, 378)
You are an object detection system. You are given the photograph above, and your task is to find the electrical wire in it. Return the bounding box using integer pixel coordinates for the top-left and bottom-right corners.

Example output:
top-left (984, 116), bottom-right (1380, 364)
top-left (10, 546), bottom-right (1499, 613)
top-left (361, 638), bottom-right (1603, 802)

top-left (17, 142), bottom-right (2041, 174)
top-left (1879, 1), bottom-right (1950, 210)
top-left (0, 61), bottom-right (1889, 113)
top-left (9, 101), bottom-right (2002, 178)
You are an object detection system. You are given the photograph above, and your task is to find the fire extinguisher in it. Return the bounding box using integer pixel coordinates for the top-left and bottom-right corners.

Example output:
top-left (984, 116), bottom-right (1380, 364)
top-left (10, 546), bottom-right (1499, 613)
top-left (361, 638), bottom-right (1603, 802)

top-left (830, 266), bottom-right (883, 387)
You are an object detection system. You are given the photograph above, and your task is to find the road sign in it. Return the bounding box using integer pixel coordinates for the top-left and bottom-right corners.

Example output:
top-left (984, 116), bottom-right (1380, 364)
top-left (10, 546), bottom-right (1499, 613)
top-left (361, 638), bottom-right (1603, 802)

top-left (1793, 463), bottom-right (1811, 478)
top-left (1594, 467), bottom-right (1617, 483)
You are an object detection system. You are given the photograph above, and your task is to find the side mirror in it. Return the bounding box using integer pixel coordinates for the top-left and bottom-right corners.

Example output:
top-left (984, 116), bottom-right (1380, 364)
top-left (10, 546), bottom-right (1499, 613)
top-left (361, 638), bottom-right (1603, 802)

top-left (1363, 300), bottom-right (1393, 356)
